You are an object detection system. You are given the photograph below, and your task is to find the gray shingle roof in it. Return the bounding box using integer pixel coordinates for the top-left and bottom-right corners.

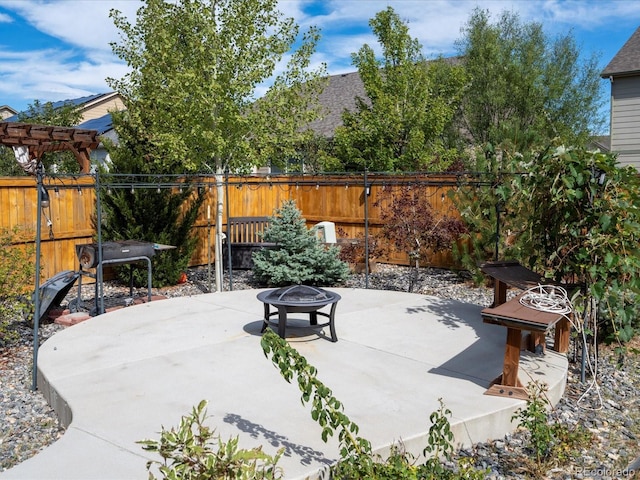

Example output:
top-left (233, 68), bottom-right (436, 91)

top-left (601, 26), bottom-right (640, 77)
top-left (307, 71), bottom-right (366, 137)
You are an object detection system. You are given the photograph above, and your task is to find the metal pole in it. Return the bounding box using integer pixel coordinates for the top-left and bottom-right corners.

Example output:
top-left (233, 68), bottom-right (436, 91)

top-left (364, 170), bottom-right (370, 289)
top-left (96, 171), bottom-right (105, 315)
top-left (31, 164), bottom-right (44, 391)
top-left (225, 170), bottom-right (233, 291)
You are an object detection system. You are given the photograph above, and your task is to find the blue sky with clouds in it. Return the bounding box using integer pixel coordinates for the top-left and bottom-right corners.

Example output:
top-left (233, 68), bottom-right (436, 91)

top-left (0, 0), bottom-right (639, 131)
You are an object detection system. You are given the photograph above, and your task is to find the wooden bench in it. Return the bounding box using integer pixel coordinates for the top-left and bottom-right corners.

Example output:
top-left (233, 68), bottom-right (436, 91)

top-left (479, 261), bottom-right (574, 400)
top-left (222, 217), bottom-right (275, 269)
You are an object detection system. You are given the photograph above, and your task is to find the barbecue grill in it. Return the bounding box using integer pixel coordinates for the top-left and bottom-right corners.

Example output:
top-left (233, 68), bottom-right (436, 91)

top-left (75, 240), bottom-right (156, 315)
top-left (75, 241), bottom-right (156, 269)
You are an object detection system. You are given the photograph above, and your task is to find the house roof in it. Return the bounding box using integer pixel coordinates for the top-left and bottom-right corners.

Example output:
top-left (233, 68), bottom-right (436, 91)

top-left (1, 105), bottom-right (18, 119)
top-left (307, 57), bottom-right (463, 138)
top-left (3, 92), bottom-right (118, 123)
top-left (307, 71), bottom-right (366, 137)
top-left (601, 26), bottom-right (640, 78)
top-left (78, 112), bottom-right (113, 135)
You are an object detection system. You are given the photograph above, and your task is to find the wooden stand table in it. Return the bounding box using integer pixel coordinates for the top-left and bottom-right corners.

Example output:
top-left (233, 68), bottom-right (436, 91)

top-left (481, 296), bottom-right (570, 399)
top-left (479, 261), bottom-right (573, 400)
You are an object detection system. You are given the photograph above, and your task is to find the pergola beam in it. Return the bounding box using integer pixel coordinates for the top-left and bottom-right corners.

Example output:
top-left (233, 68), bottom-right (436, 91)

top-left (0, 121), bottom-right (100, 173)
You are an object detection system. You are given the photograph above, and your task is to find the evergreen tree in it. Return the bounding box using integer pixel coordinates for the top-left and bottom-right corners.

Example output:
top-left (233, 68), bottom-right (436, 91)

top-left (252, 200), bottom-right (350, 287)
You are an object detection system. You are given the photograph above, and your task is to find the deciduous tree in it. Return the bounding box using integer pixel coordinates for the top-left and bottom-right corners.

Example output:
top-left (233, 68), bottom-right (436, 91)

top-left (331, 7), bottom-right (467, 172)
top-left (106, 0), bottom-right (326, 289)
top-left (455, 8), bottom-right (605, 157)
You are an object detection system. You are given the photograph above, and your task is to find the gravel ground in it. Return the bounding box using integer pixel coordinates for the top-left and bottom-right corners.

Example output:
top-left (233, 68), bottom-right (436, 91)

top-left (1, 264), bottom-right (639, 478)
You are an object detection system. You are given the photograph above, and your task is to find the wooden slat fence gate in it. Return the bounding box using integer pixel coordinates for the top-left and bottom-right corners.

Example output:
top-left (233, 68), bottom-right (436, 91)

top-left (1, 174), bottom-right (466, 284)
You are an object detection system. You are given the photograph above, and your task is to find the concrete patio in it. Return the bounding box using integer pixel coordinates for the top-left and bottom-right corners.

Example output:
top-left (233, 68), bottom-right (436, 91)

top-left (2, 288), bottom-right (568, 480)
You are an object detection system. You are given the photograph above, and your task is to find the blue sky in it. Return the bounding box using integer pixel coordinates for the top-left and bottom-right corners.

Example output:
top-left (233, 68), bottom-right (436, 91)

top-left (0, 0), bottom-right (639, 131)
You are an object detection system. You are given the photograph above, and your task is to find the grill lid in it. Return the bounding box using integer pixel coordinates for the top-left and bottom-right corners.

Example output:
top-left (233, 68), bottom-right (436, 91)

top-left (266, 285), bottom-right (331, 304)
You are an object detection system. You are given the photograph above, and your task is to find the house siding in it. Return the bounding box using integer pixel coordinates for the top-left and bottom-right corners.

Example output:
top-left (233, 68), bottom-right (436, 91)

top-left (610, 76), bottom-right (640, 168)
top-left (79, 94), bottom-right (125, 123)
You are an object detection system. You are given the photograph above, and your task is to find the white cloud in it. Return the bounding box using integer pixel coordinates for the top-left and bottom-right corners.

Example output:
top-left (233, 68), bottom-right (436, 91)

top-left (0, 0), bottom-right (635, 112)
top-left (0, 0), bottom-right (142, 52)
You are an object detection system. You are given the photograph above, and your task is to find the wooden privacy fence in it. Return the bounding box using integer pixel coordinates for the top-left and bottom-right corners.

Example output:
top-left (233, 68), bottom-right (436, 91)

top-left (1, 174), bottom-right (466, 282)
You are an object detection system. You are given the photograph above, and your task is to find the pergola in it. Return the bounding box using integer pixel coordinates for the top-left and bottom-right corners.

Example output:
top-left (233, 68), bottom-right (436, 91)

top-left (0, 121), bottom-right (100, 173)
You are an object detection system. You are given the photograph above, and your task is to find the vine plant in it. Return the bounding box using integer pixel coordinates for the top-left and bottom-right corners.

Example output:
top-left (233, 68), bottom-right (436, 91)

top-left (261, 329), bottom-right (487, 479)
top-left (512, 145), bottom-right (640, 344)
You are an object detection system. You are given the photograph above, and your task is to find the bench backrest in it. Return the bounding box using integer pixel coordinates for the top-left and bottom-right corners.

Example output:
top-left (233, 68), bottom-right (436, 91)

top-left (226, 217), bottom-right (270, 244)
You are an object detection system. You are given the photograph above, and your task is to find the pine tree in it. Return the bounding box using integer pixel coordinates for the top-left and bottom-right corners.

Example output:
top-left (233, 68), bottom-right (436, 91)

top-left (252, 201), bottom-right (350, 287)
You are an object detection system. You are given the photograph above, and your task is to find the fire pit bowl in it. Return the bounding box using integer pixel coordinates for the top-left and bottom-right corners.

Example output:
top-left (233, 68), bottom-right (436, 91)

top-left (257, 285), bottom-right (341, 342)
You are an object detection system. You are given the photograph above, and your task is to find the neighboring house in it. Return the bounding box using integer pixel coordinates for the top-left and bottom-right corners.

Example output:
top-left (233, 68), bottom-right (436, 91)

top-left (77, 112), bottom-right (117, 168)
top-left (307, 71), bottom-right (366, 138)
top-left (4, 92), bottom-right (125, 171)
top-left (0, 105), bottom-right (17, 120)
top-left (601, 26), bottom-right (640, 169)
top-left (4, 92), bottom-right (124, 124)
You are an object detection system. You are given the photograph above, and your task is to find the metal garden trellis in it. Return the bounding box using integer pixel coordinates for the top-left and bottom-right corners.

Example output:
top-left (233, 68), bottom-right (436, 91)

top-left (0, 121), bottom-right (100, 391)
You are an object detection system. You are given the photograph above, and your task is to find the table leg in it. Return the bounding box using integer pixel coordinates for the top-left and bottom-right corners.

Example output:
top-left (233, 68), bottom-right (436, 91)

top-left (277, 306), bottom-right (287, 339)
top-left (494, 279), bottom-right (507, 307)
top-left (485, 327), bottom-right (528, 400)
top-left (554, 317), bottom-right (570, 353)
top-left (502, 327), bottom-right (522, 386)
top-left (261, 303), bottom-right (269, 333)
top-left (328, 302), bottom-right (338, 342)
top-left (309, 311), bottom-right (318, 325)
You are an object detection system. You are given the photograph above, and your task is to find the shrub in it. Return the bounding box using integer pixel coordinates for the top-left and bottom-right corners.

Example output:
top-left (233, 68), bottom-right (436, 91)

top-left (512, 381), bottom-right (592, 469)
top-left (252, 200), bottom-right (350, 286)
top-left (335, 227), bottom-right (383, 267)
top-left (98, 175), bottom-right (204, 288)
top-left (138, 399), bottom-right (283, 480)
top-left (0, 227), bottom-right (36, 346)
top-left (373, 184), bottom-right (467, 291)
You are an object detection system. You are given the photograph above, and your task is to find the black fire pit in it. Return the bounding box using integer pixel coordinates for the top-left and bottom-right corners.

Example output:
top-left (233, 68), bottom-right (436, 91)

top-left (257, 285), bottom-right (341, 342)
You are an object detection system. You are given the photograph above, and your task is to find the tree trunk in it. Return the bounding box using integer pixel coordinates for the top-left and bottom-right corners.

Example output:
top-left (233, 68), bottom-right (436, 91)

top-left (214, 171), bottom-right (224, 292)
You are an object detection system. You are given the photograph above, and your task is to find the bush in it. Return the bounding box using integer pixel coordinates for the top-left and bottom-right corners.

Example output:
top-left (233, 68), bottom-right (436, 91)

top-left (252, 200), bottom-right (350, 286)
top-left (512, 381), bottom-right (592, 472)
top-left (139, 400), bottom-right (283, 480)
top-left (0, 227), bottom-right (36, 346)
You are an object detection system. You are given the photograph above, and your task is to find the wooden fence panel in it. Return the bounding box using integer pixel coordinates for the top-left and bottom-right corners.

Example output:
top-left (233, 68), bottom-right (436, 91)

top-left (1, 174), bottom-right (465, 284)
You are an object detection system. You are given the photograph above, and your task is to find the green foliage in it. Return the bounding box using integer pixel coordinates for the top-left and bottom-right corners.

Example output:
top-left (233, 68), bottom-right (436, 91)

top-left (107, 0), bottom-right (326, 288)
top-left (98, 176), bottom-right (204, 288)
top-left (0, 100), bottom-right (83, 175)
top-left (0, 227), bottom-right (36, 346)
top-left (252, 200), bottom-right (350, 286)
top-left (513, 145), bottom-right (640, 342)
top-left (451, 142), bottom-right (529, 281)
top-left (512, 382), bottom-right (592, 468)
top-left (455, 8), bottom-right (605, 155)
top-left (261, 329), bottom-right (487, 479)
top-left (138, 399), bottom-right (283, 480)
top-left (331, 6), bottom-right (467, 172)
top-left (108, 0), bottom-right (325, 175)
